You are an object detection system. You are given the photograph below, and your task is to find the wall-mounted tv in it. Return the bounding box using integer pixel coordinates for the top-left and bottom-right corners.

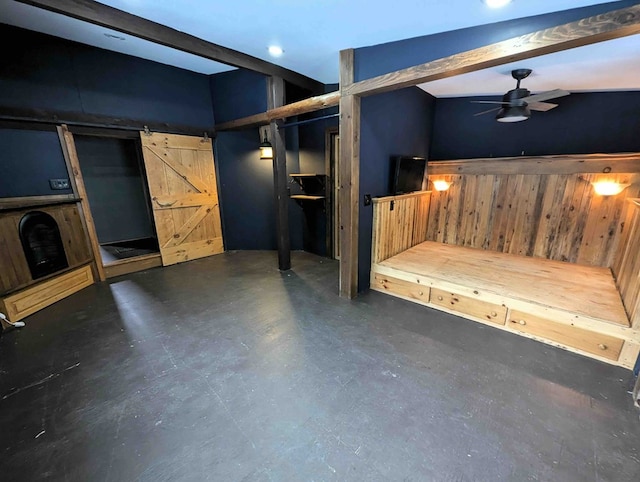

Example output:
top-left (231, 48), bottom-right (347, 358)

top-left (389, 156), bottom-right (427, 195)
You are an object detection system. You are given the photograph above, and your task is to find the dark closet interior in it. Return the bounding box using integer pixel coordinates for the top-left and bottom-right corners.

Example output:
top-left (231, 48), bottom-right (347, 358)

top-left (73, 134), bottom-right (159, 264)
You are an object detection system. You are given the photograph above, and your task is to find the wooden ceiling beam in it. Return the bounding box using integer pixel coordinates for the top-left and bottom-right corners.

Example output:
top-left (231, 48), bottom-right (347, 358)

top-left (344, 4), bottom-right (640, 97)
top-left (215, 91), bottom-right (340, 131)
top-left (16, 0), bottom-right (323, 92)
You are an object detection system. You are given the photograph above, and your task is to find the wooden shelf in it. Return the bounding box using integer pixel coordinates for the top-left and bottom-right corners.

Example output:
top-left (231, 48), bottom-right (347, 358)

top-left (289, 173), bottom-right (324, 177)
top-left (290, 195), bottom-right (325, 201)
top-left (0, 196), bottom-right (81, 212)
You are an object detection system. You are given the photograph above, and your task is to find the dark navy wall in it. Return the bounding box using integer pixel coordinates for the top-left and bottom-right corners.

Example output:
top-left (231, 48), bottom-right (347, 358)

top-left (211, 69), bottom-right (307, 251)
top-left (1, 24), bottom-right (214, 199)
top-left (358, 87), bottom-right (436, 291)
top-left (354, 1), bottom-right (636, 82)
top-left (209, 70), bottom-right (267, 124)
top-left (2, 25), bottom-right (214, 127)
top-left (0, 128), bottom-right (71, 197)
top-left (431, 92), bottom-right (640, 159)
top-left (214, 130), bottom-right (279, 249)
top-left (210, 70), bottom-right (271, 250)
top-left (210, 70), bottom-right (337, 252)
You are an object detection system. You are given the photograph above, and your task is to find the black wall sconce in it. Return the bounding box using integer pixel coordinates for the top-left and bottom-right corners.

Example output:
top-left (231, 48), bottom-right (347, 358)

top-left (259, 126), bottom-right (273, 160)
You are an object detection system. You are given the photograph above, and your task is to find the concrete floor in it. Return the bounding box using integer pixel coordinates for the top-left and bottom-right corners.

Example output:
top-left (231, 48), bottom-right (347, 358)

top-left (1, 251), bottom-right (639, 481)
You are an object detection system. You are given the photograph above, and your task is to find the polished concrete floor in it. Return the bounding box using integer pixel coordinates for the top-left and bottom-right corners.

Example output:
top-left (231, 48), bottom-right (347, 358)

top-left (1, 251), bottom-right (640, 481)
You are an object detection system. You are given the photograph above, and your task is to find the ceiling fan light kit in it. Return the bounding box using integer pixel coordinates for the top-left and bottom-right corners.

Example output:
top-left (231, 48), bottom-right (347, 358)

top-left (472, 68), bottom-right (569, 123)
top-left (496, 105), bottom-right (530, 123)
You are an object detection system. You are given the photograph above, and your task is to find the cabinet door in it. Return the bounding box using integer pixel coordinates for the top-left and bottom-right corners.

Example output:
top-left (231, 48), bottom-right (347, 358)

top-left (140, 132), bottom-right (224, 266)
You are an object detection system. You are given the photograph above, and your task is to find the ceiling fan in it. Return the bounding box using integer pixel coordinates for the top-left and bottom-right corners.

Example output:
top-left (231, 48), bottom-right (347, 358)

top-left (472, 69), bottom-right (570, 123)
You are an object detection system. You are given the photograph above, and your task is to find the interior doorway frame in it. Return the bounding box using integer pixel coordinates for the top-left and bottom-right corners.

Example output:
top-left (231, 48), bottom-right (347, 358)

top-left (58, 125), bottom-right (162, 279)
top-left (325, 127), bottom-right (339, 259)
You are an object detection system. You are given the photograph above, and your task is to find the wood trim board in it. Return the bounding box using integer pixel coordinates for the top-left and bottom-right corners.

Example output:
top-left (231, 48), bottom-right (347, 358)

top-left (57, 125), bottom-right (106, 281)
top-left (104, 253), bottom-right (162, 278)
top-left (428, 153), bottom-right (640, 175)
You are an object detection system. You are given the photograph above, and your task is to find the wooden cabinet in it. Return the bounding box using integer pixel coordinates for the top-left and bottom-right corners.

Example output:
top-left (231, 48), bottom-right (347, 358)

top-left (431, 288), bottom-right (507, 325)
top-left (0, 201), bottom-right (92, 295)
top-left (508, 310), bottom-right (624, 361)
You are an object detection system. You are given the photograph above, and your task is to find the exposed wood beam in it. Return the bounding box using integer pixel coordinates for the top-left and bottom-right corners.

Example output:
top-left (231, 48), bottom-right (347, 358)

top-left (0, 106), bottom-right (212, 137)
top-left (338, 49), bottom-right (360, 299)
top-left (268, 77), bottom-right (291, 271)
top-left (215, 91), bottom-right (340, 131)
top-left (344, 4), bottom-right (640, 97)
top-left (17, 0), bottom-right (323, 92)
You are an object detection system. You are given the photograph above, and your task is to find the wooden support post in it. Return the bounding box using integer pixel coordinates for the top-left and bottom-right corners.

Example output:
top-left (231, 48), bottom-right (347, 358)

top-left (339, 49), bottom-right (360, 298)
top-left (268, 77), bottom-right (291, 271)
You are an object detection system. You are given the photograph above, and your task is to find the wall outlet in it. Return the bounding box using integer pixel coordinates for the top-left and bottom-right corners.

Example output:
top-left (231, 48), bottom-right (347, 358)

top-left (49, 178), bottom-right (70, 190)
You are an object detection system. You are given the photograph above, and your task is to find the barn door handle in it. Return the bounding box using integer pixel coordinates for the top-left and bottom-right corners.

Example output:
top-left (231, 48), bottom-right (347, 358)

top-left (153, 198), bottom-right (176, 207)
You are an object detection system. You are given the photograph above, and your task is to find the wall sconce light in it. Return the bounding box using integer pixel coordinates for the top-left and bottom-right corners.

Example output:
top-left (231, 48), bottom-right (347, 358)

top-left (432, 179), bottom-right (452, 192)
top-left (591, 181), bottom-right (630, 196)
top-left (259, 126), bottom-right (273, 160)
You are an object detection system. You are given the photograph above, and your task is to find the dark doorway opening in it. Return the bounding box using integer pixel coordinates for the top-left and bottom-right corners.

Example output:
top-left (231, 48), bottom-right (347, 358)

top-left (72, 132), bottom-right (160, 269)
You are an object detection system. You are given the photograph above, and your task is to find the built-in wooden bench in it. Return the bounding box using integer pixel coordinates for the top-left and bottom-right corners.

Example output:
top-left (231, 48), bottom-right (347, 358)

top-left (369, 155), bottom-right (640, 369)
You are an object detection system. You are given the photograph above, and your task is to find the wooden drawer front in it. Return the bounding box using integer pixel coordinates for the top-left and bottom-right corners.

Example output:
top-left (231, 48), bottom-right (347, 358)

top-left (373, 274), bottom-right (430, 303)
top-left (508, 310), bottom-right (624, 361)
top-left (1, 265), bottom-right (94, 322)
top-left (431, 288), bottom-right (507, 325)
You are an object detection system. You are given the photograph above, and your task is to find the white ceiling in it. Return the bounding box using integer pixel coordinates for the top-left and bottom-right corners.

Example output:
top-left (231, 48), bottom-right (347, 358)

top-left (1, 0), bottom-right (639, 97)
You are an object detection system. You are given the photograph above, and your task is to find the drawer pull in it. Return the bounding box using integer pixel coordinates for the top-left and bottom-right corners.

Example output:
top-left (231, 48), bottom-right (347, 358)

top-left (518, 319), bottom-right (527, 326)
top-left (598, 343), bottom-right (607, 351)
top-left (437, 295), bottom-right (443, 301)
top-left (490, 311), bottom-right (498, 317)
top-left (419, 291), bottom-right (424, 296)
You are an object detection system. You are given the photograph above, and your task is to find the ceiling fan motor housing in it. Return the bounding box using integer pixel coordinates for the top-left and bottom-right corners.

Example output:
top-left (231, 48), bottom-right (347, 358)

top-left (503, 88), bottom-right (530, 106)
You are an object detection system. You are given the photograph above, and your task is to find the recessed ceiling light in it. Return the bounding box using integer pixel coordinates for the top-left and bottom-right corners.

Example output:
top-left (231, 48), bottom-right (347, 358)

top-left (268, 45), bottom-right (284, 57)
top-left (484, 0), bottom-right (512, 8)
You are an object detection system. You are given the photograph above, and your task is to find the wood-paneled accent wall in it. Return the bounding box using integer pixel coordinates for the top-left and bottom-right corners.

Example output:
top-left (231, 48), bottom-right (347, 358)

top-left (0, 203), bottom-right (92, 295)
top-left (426, 155), bottom-right (640, 267)
top-left (372, 191), bottom-right (431, 264)
top-left (613, 200), bottom-right (640, 328)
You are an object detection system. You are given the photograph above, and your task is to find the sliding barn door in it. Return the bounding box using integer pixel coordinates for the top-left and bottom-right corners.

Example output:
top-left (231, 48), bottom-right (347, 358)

top-left (140, 132), bottom-right (224, 266)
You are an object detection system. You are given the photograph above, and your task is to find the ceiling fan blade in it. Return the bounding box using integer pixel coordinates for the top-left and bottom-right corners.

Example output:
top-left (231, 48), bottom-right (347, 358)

top-left (470, 100), bottom-right (510, 105)
top-left (522, 89), bottom-right (570, 104)
top-left (473, 106), bottom-right (502, 116)
top-left (529, 102), bottom-right (558, 112)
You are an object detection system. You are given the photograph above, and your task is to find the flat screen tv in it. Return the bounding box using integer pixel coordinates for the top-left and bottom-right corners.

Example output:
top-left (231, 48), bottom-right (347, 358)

top-left (390, 156), bottom-right (427, 195)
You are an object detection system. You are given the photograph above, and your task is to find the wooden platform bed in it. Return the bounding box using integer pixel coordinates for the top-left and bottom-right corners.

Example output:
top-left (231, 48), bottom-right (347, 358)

top-left (369, 156), bottom-right (640, 370)
top-left (373, 240), bottom-right (639, 368)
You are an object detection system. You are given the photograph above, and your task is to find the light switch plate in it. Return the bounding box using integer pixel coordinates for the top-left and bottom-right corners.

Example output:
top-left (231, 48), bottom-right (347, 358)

top-left (49, 178), bottom-right (70, 190)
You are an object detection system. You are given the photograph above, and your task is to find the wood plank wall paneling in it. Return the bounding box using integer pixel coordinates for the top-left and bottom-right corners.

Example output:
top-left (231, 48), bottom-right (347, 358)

top-left (426, 173), bottom-right (639, 267)
top-left (372, 191), bottom-right (431, 264)
top-left (612, 200), bottom-right (640, 328)
top-left (0, 203), bottom-right (93, 295)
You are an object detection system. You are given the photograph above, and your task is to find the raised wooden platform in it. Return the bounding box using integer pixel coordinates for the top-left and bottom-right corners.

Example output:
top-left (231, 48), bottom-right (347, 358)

top-left (372, 241), bottom-right (640, 369)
